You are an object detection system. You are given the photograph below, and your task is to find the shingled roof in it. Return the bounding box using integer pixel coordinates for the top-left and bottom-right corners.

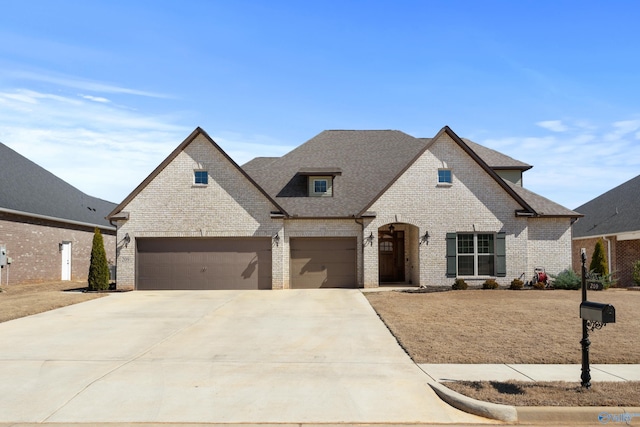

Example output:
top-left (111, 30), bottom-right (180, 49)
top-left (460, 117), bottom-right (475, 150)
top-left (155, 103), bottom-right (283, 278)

top-left (461, 139), bottom-right (532, 171)
top-left (242, 130), bottom-right (427, 217)
top-left (0, 142), bottom-right (116, 230)
top-left (572, 174), bottom-right (640, 238)
top-left (243, 127), bottom-right (578, 219)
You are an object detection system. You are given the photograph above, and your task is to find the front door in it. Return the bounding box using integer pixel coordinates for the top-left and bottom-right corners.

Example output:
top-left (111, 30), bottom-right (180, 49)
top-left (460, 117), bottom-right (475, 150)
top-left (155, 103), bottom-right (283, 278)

top-left (378, 229), bottom-right (404, 282)
top-left (61, 242), bottom-right (71, 280)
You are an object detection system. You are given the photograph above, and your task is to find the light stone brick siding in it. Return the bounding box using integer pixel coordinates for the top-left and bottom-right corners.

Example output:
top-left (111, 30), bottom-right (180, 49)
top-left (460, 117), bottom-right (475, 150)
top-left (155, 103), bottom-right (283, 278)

top-left (283, 218), bottom-right (362, 289)
top-left (367, 133), bottom-right (565, 287)
top-left (527, 217), bottom-right (573, 279)
top-left (0, 212), bottom-right (115, 285)
top-left (113, 135), bottom-right (283, 289)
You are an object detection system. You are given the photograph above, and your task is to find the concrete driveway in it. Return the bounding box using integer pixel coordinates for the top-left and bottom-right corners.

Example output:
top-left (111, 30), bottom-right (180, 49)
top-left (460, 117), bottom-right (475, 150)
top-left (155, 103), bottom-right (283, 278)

top-left (0, 290), bottom-right (491, 424)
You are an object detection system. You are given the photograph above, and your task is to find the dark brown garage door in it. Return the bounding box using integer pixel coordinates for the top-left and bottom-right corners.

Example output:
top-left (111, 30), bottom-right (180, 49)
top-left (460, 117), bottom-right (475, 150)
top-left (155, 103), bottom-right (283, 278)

top-left (136, 238), bottom-right (272, 290)
top-left (290, 237), bottom-right (356, 289)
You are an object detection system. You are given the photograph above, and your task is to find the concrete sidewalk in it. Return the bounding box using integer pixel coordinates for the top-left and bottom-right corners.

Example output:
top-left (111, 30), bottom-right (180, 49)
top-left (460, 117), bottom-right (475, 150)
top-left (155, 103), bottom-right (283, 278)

top-left (419, 363), bottom-right (640, 383)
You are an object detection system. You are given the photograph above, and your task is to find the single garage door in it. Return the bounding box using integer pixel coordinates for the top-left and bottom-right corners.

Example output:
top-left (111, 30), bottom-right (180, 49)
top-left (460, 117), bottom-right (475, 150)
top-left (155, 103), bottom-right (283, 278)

top-left (290, 237), bottom-right (356, 289)
top-left (136, 237), bottom-right (272, 290)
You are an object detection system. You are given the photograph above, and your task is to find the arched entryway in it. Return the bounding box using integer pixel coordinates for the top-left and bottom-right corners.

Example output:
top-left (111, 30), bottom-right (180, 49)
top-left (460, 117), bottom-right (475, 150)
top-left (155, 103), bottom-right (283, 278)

top-left (378, 223), bottom-right (419, 284)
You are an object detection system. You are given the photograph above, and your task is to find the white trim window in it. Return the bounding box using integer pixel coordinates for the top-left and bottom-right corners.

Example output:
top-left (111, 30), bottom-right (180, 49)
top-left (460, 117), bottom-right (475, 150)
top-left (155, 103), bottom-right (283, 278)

top-left (438, 168), bottom-right (452, 185)
top-left (457, 233), bottom-right (495, 276)
top-left (194, 170), bottom-right (208, 185)
top-left (309, 176), bottom-right (333, 196)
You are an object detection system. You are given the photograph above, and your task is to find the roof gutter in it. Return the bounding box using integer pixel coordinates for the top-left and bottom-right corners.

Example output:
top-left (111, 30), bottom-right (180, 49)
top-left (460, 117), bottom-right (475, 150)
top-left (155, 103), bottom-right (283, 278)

top-left (0, 207), bottom-right (116, 232)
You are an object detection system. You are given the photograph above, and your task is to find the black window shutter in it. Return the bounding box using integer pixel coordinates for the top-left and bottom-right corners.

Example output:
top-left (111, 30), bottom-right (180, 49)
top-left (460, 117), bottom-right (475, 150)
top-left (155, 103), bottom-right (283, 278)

top-left (496, 232), bottom-right (506, 277)
top-left (446, 233), bottom-right (457, 277)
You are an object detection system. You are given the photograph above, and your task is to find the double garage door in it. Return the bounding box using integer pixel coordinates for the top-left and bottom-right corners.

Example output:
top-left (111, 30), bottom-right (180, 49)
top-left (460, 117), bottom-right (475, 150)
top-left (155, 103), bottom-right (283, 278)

top-left (136, 237), bottom-right (356, 290)
top-left (136, 237), bottom-right (272, 290)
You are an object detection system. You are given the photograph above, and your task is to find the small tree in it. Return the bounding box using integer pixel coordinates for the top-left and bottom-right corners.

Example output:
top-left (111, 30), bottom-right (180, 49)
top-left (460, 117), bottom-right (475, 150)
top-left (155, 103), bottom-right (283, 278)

top-left (589, 239), bottom-right (608, 277)
top-left (633, 260), bottom-right (640, 286)
top-left (88, 228), bottom-right (110, 291)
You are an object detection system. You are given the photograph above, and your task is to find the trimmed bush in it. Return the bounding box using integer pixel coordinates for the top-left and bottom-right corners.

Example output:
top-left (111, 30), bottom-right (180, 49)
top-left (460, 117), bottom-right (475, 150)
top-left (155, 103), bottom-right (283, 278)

top-left (482, 279), bottom-right (499, 289)
top-left (590, 240), bottom-right (609, 277)
top-left (452, 278), bottom-right (468, 290)
top-left (88, 228), bottom-right (110, 291)
top-left (633, 260), bottom-right (640, 286)
top-left (551, 268), bottom-right (581, 290)
top-left (510, 278), bottom-right (524, 290)
top-left (532, 281), bottom-right (546, 290)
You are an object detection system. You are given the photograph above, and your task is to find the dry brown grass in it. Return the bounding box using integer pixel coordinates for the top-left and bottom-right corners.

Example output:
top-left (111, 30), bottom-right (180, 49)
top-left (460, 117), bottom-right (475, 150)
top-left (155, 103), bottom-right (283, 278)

top-left (445, 380), bottom-right (640, 407)
top-left (366, 288), bottom-right (640, 406)
top-left (365, 288), bottom-right (640, 364)
top-left (0, 280), bottom-right (106, 323)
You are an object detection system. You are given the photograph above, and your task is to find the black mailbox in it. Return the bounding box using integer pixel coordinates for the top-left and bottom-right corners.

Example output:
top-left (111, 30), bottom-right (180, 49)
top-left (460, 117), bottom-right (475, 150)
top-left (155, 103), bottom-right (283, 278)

top-left (580, 301), bottom-right (616, 324)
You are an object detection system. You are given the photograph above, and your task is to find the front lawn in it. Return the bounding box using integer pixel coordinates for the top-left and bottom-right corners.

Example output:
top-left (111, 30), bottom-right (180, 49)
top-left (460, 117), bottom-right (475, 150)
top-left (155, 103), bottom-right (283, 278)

top-left (365, 288), bottom-right (639, 364)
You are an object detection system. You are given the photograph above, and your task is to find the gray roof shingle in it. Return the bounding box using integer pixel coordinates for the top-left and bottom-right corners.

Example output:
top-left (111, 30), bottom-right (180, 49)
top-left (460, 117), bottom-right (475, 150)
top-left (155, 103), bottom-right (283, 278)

top-left (461, 139), bottom-right (532, 170)
top-left (243, 128), bottom-right (578, 219)
top-left (572, 174), bottom-right (640, 238)
top-left (504, 180), bottom-right (581, 217)
top-left (0, 142), bottom-right (116, 229)
top-left (242, 130), bottom-right (427, 217)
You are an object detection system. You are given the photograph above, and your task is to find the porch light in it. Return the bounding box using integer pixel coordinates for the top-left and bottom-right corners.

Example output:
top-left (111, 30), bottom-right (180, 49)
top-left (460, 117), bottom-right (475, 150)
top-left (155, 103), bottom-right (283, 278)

top-left (273, 233), bottom-right (280, 246)
top-left (122, 233), bottom-right (131, 248)
top-left (364, 232), bottom-right (374, 247)
top-left (420, 231), bottom-right (430, 245)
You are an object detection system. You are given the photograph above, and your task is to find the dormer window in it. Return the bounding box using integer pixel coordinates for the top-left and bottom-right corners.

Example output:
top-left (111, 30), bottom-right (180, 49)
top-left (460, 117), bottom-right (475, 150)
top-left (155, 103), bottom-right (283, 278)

top-left (310, 177), bottom-right (332, 196)
top-left (298, 167), bottom-right (342, 198)
top-left (314, 179), bottom-right (328, 194)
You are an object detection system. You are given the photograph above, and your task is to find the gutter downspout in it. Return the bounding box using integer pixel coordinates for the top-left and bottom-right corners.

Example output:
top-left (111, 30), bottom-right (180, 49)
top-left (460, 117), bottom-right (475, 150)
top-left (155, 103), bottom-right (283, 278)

top-left (602, 235), bottom-right (612, 277)
top-left (355, 218), bottom-right (365, 288)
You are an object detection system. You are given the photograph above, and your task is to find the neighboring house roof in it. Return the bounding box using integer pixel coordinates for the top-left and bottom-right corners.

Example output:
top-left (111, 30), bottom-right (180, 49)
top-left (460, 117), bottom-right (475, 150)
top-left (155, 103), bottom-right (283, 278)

top-left (572, 174), bottom-right (640, 238)
top-left (0, 142), bottom-right (116, 230)
top-left (107, 127), bottom-right (287, 219)
top-left (244, 126), bottom-right (578, 219)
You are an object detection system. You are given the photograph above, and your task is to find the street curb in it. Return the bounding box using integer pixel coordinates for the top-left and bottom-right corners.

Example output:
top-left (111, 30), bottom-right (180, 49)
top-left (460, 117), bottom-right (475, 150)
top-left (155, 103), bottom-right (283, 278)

top-left (428, 382), bottom-right (518, 422)
top-left (430, 382), bottom-right (640, 424)
top-left (517, 406), bottom-right (640, 424)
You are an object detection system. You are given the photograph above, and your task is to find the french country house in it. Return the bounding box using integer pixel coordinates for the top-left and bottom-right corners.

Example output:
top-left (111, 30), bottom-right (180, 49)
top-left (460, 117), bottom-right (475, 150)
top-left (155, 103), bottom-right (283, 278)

top-left (107, 126), bottom-right (581, 290)
top-left (572, 174), bottom-right (640, 287)
top-left (0, 142), bottom-right (116, 285)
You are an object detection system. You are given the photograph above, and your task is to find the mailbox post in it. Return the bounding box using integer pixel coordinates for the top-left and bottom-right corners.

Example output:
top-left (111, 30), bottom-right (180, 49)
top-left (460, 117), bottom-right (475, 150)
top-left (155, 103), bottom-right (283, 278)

top-left (579, 249), bottom-right (616, 388)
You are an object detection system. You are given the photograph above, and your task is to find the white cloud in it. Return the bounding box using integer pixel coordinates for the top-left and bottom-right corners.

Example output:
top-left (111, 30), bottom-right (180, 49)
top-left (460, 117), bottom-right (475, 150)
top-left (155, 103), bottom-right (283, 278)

top-left (480, 120), bottom-right (640, 209)
top-left (604, 119), bottom-right (640, 142)
top-left (0, 85), bottom-right (294, 204)
top-left (80, 94), bottom-right (111, 103)
top-left (0, 87), bottom-right (189, 202)
top-left (536, 120), bottom-right (569, 132)
top-left (4, 69), bottom-right (170, 98)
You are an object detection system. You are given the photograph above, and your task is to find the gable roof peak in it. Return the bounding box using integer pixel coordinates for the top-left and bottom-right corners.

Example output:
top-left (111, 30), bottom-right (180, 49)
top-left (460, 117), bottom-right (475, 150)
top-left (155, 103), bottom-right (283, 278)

top-left (107, 127), bottom-right (287, 219)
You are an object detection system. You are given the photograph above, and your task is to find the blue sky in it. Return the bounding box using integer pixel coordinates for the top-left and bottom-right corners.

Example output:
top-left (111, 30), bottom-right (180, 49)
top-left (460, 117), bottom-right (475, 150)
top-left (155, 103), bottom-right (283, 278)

top-left (1, 0), bottom-right (639, 210)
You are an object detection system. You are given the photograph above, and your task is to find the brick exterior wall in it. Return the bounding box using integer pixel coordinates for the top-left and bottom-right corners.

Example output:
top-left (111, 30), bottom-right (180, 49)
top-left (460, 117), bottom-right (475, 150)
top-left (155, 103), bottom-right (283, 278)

top-left (366, 133), bottom-right (572, 287)
top-left (113, 134), bottom-right (283, 289)
top-left (114, 131), bottom-right (574, 290)
top-left (0, 212), bottom-right (116, 286)
top-left (573, 235), bottom-right (640, 287)
top-left (618, 239), bottom-right (640, 286)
